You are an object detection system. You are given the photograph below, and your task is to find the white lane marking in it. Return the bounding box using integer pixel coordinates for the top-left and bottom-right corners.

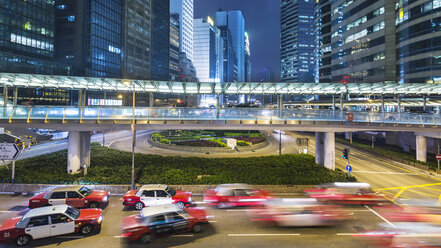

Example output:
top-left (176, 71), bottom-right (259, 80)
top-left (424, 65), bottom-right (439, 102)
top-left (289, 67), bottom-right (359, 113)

top-left (209, 221), bottom-right (218, 223)
top-left (0, 211), bottom-right (16, 213)
top-left (194, 201), bottom-right (206, 205)
top-left (365, 205), bottom-right (396, 228)
top-left (336, 233), bottom-right (359, 236)
top-left (114, 236), bottom-right (123, 238)
top-left (228, 234), bottom-right (300, 237)
top-left (55, 236), bottom-right (84, 239)
top-left (173, 235), bottom-right (194, 237)
top-left (352, 171), bottom-right (414, 175)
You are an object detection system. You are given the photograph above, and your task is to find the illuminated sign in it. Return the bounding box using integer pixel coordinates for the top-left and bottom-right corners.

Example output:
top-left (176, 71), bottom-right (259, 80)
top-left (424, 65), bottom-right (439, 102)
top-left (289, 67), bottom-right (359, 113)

top-left (88, 99), bottom-right (123, 106)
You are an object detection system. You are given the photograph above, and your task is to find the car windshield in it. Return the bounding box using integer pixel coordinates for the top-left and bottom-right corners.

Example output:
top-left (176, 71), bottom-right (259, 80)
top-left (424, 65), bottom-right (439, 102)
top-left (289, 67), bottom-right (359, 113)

top-left (166, 186), bottom-right (176, 197)
top-left (78, 186), bottom-right (91, 197)
top-left (65, 206), bottom-right (81, 220)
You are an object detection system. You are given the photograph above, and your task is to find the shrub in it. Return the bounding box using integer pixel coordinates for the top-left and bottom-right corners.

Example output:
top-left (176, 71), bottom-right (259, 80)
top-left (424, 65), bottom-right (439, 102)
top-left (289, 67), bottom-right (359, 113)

top-left (237, 140), bottom-right (251, 146)
top-left (159, 139), bottom-right (170, 144)
top-left (236, 136), bottom-right (266, 144)
top-left (0, 143), bottom-right (356, 185)
top-left (208, 138), bottom-right (228, 147)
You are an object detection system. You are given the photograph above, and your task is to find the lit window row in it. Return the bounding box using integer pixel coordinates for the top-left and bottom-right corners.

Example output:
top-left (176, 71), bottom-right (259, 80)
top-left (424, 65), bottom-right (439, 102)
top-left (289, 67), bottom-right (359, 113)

top-left (10, 33), bottom-right (53, 51)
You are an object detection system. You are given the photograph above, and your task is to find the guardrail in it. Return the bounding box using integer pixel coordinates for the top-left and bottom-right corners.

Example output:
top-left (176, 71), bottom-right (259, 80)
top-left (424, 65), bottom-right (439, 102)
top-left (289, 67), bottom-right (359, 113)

top-left (0, 106), bottom-right (440, 126)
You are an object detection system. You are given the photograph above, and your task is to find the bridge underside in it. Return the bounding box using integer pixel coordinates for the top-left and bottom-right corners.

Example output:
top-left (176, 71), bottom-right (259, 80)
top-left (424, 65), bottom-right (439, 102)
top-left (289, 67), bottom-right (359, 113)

top-left (1, 119), bottom-right (441, 133)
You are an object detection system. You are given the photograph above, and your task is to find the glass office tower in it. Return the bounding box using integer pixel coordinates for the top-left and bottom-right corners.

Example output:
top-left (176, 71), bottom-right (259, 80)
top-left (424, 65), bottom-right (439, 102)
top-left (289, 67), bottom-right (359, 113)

top-left (280, 0), bottom-right (315, 82)
top-left (0, 0), bottom-right (69, 75)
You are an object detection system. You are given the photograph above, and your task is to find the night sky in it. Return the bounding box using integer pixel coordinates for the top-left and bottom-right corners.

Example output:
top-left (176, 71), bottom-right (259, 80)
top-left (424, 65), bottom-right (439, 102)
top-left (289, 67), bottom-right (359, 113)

top-left (194, 0), bottom-right (281, 81)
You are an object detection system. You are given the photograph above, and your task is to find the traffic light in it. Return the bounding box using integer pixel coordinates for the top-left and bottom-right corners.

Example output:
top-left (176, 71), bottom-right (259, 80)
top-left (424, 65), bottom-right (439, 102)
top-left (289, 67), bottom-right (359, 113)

top-left (342, 148), bottom-right (349, 159)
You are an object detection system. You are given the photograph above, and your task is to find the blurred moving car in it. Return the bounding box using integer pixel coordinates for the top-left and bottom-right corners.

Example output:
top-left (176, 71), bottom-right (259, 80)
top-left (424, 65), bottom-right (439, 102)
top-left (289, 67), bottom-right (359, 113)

top-left (305, 182), bottom-right (389, 205)
top-left (0, 205), bottom-right (102, 246)
top-left (123, 184), bottom-right (192, 210)
top-left (354, 222), bottom-right (441, 248)
top-left (248, 198), bottom-right (352, 227)
top-left (28, 186), bottom-right (109, 209)
top-left (203, 184), bottom-right (272, 208)
top-left (273, 130), bottom-right (285, 134)
top-left (121, 204), bottom-right (208, 244)
top-left (380, 203), bottom-right (441, 224)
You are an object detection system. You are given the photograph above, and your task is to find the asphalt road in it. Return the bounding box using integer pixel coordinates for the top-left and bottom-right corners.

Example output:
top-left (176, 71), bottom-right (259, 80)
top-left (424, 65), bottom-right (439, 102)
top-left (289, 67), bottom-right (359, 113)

top-left (0, 195), bottom-right (391, 248)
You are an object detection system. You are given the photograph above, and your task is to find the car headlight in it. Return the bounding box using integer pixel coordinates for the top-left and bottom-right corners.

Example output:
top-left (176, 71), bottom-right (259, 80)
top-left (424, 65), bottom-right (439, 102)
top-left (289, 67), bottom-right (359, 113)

top-left (126, 198), bottom-right (131, 202)
top-left (97, 215), bottom-right (103, 224)
top-left (103, 196), bottom-right (108, 202)
top-left (188, 196), bottom-right (192, 203)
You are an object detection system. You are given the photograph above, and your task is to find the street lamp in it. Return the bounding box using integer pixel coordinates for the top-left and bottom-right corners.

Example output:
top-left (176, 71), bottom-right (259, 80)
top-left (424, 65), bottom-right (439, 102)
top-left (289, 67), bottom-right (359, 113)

top-left (124, 80), bottom-right (136, 190)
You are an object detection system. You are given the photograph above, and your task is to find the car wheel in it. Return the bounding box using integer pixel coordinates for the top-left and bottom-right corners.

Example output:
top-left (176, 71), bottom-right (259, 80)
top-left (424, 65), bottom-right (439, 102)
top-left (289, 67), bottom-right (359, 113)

top-left (192, 224), bottom-right (203, 233)
top-left (15, 235), bottom-right (31, 246)
top-left (134, 202), bottom-right (144, 210)
top-left (175, 201), bottom-right (185, 209)
top-left (89, 202), bottom-right (99, 208)
top-left (80, 224), bottom-right (94, 236)
top-left (140, 233), bottom-right (152, 244)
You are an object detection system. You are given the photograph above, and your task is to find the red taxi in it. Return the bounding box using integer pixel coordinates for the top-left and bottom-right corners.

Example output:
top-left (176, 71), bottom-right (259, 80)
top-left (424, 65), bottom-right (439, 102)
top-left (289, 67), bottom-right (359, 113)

top-left (28, 186), bottom-right (109, 209)
top-left (305, 182), bottom-right (389, 205)
top-left (123, 184), bottom-right (192, 210)
top-left (121, 204), bottom-right (207, 244)
top-left (203, 184), bottom-right (272, 208)
top-left (0, 205), bottom-right (102, 246)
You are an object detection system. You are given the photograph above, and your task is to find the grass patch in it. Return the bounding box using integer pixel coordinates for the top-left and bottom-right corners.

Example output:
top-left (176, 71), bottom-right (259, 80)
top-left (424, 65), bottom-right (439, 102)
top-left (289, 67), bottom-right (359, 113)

top-left (0, 143), bottom-right (355, 185)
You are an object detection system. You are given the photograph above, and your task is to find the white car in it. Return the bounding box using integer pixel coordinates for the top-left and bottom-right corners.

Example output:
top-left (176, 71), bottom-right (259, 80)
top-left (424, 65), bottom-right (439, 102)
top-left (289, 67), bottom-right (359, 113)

top-left (123, 184), bottom-right (192, 210)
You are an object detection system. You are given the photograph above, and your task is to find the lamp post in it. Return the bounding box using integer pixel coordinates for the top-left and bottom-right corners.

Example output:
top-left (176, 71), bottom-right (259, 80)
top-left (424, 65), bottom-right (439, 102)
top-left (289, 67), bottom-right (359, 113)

top-left (124, 81), bottom-right (136, 190)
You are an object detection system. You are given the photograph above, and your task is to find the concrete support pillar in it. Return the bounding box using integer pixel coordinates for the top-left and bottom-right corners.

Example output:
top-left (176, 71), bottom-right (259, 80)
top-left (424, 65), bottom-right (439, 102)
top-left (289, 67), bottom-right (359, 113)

top-left (216, 94), bottom-right (220, 118)
top-left (13, 87), bottom-right (18, 106)
top-left (103, 91), bottom-right (106, 101)
top-left (345, 132), bottom-right (350, 140)
top-left (278, 94), bottom-right (283, 118)
top-left (315, 132), bottom-right (324, 165)
top-left (78, 89), bottom-right (83, 107)
top-left (381, 95), bottom-right (385, 113)
top-left (340, 93), bottom-right (344, 110)
top-left (397, 95), bottom-right (401, 113)
top-left (3, 85), bottom-right (7, 107)
top-left (80, 132), bottom-right (91, 168)
top-left (68, 132), bottom-right (81, 174)
top-left (423, 96), bottom-right (427, 112)
top-left (82, 90), bottom-right (87, 106)
top-left (149, 92), bottom-right (154, 108)
top-left (324, 132), bottom-right (335, 170)
top-left (67, 131), bottom-right (91, 174)
top-left (332, 95), bottom-right (336, 110)
top-left (416, 135), bottom-right (427, 163)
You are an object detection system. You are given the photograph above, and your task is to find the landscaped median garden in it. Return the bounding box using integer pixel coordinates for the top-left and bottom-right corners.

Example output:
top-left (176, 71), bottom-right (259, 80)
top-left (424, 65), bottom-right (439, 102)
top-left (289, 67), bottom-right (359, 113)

top-left (0, 143), bottom-right (356, 185)
top-left (151, 130), bottom-right (266, 147)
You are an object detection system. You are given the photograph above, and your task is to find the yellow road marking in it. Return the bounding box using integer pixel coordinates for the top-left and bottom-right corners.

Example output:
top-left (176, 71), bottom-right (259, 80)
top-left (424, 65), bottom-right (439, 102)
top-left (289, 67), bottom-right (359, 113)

top-left (424, 187), bottom-right (441, 192)
top-left (406, 189), bottom-right (439, 198)
top-left (376, 182), bottom-right (441, 191)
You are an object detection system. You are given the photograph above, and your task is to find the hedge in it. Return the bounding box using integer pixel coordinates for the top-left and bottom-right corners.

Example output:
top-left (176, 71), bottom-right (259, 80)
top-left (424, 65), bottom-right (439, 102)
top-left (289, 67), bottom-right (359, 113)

top-left (0, 143), bottom-right (356, 185)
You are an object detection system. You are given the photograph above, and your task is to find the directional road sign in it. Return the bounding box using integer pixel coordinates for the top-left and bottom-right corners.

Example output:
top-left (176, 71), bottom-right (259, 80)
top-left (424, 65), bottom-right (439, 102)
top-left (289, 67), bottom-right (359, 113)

top-left (346, 165), bottom-right (352, 172)
top-left (0, 143), bottom-right (21, 160)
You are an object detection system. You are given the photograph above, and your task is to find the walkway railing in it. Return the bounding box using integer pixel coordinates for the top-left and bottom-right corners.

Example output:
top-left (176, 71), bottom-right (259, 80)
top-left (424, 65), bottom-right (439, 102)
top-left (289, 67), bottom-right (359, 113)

top-left (0, 106), bottom-right (440, 126)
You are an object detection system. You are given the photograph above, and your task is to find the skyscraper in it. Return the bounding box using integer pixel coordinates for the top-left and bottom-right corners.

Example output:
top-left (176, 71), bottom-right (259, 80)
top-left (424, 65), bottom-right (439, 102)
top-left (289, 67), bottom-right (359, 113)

top-left (216, 11), bottom-right (245, 82)
top-left (55, 0), bottom-right (122, 78)
top-left (327, 1), bottom-right (394, 84)
top-left (170, 14), bottom-right (180, 81)
top-left (280, 0), bottom-right (315, 83)
top-left (170, 0), bottom-right (194, 62)
top-left (193, 17), bottom-right (223, 83)
top-left (122, 0), bottom-right (152, 80)
top-left (244, 32), bottom-right (251, 82)
top-left (258, 66), bottom-right (275, 82)
top-left (314, 0), bottom-right (332, 83)
top-left (396, 0), bottom-right (441, 83)
top-left (0, 0), bottom-right (69, 75)
top-left (151, 0), bottom-right (170, 81)
top-left (218, 25), bottom-right (238, 82)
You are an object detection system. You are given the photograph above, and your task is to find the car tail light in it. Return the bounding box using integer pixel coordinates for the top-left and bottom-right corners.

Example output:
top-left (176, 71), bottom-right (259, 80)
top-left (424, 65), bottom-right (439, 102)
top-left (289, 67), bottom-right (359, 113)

top-left (121, 232), bottom-right (132, 237)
